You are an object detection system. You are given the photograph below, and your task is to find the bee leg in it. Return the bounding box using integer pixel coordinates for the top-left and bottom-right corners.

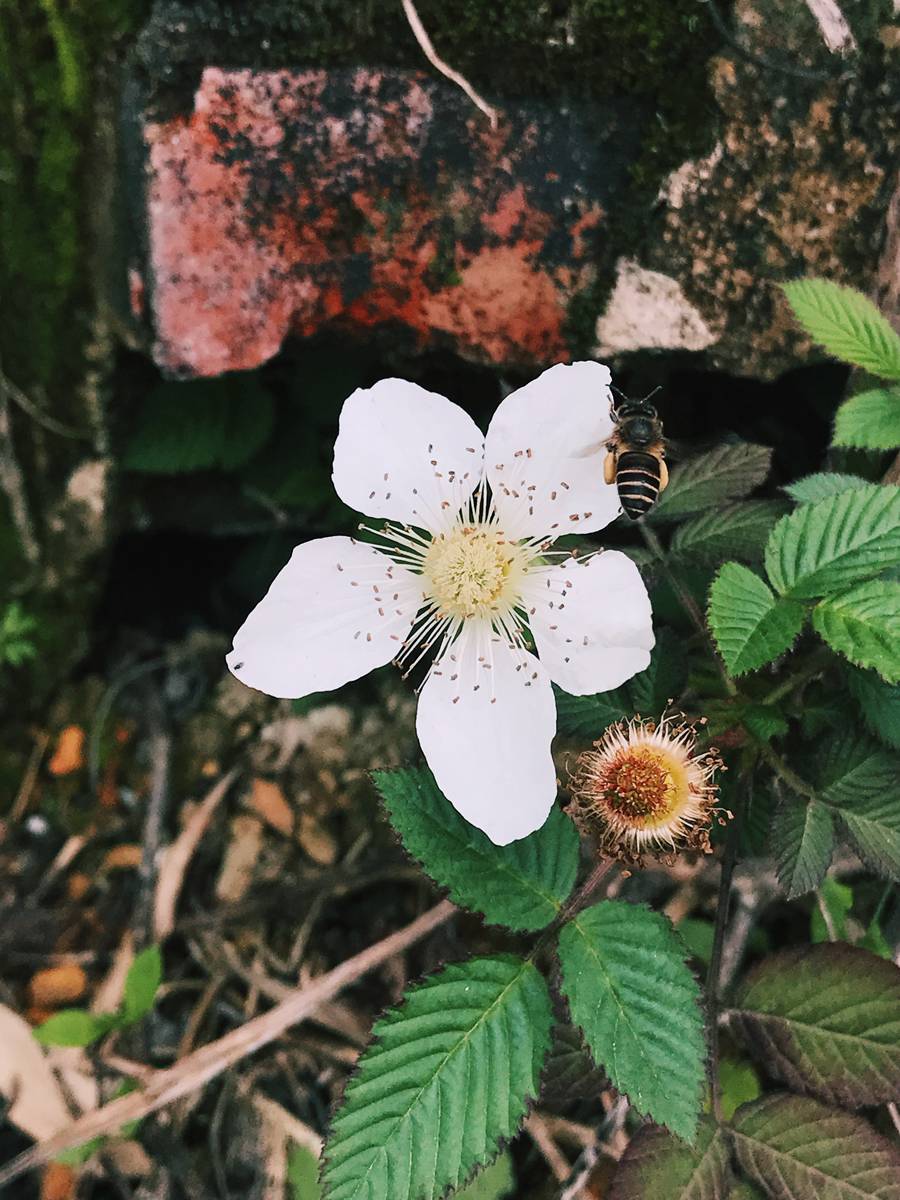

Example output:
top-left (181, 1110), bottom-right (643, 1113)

top-left (658, 458), bottom-right (669, 491)
top-left (603, 451), bottom-right (617, 485)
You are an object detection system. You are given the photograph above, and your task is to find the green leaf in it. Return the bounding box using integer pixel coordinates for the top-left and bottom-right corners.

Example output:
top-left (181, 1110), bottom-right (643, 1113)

top-left (782, 279), bottom-right (900, 379)
top-left (730, 944), bottom-right (900, 1107)
top-left (785, 473), bottom-right (871, 504)
top-left (608, 1118), bottom-right (731, 1200)
top-left (764, 484), bottom-right (900, 599)
top-left (557, 900), bottom-right (705, 1140)
top-left (861, 916), bottom-right (893, 960)
top-left (810, 878), bottom-right (853, 945)
top-left (717, 1057), bottom-right (761, 1122)
top-left (676, 918), bottom-right (715, 966)
top-left (649, 443), bottom-right (772, 522)
top-left (770, 801), bottom-right (834, 899)
top-left (55, 1137), bottom-right (105, 1167)
top-left (833, 388), bottom-right (900, 451)
top-left (554, 685), bottom-right (631, 739)
top-left (812, 580), bottom-right (900, 683)
top-left (541, 1024), bottom-right (609, 1103)
top-left (124, 375), bottom-right (276, 473)
top-left (123, 945), bottom-right (163, 1023)
top-left (451, 1153), bottom-right (514, 1200)
top-left (289, 1144), bottom-right (323, 1200)
top-left (669, 501), bottom-right (787, 563)
top-left (741, 703), bottom-right (789, 742)
top-left (847, 667), bottom-right (900, 750)
top-left (627, 629), bottom-right (688, 714)
top-left (34, 1009), bottom-right (119, 1048)
top-left (732, 1093), bottom-right (900, 1199)
top-left (726, 1186), bottom-right (766, 1200)
top-left (708, 563), bottom-right (805, 675)
top-left (373, 767), bottom-right (578, 932)
top-left (816, 734), bottom-right (900, 880)
top-left (321, 955), bottom-right (552, 1200)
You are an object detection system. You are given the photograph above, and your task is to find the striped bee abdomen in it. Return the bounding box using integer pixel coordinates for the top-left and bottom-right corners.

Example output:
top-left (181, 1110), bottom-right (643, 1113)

top-left (615, 450), bottom-right (662, 519)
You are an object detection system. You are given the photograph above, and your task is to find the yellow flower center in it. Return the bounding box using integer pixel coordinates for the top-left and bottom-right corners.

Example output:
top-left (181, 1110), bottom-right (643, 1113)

top-left (599, 746), bottom-right (689, 829)
top-left (422, 524), bottom-right (520, 619)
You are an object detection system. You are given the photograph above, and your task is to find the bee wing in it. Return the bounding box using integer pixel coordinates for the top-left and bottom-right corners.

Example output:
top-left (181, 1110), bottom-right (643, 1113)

top-left (571, 437), bottom-right (614, 460)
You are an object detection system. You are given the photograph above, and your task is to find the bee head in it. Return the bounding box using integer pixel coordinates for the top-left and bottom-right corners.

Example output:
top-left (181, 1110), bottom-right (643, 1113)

top-left (614, 396), bottom-right (661, 447)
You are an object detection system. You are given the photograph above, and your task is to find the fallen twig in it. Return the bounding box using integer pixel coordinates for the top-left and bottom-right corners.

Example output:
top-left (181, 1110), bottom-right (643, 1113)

top-left (525, 1112), bottom-right (571, 1183)
top-left (0, 898), bottom-right (456, 1187)
top-left (154, 769), bottom-right (238, 939)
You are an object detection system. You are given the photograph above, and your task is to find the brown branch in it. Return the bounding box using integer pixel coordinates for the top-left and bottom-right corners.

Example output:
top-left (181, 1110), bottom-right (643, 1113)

top-left (0, 899), bottom-right (456, 1188)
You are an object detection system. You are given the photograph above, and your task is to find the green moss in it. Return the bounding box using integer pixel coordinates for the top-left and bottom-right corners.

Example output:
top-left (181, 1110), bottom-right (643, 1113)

top-left (0, 0), bottom-right (149, 400)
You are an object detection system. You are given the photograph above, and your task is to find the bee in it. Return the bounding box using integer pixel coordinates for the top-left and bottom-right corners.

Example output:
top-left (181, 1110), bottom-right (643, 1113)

top-left (603, 390), bottom-right (668, 520)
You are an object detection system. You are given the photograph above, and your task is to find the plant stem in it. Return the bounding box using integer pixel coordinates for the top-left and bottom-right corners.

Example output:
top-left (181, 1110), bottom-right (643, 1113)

top-left (760, 648), bottom-right (831, 706)
top-left (756, 739), bottom-right (817, 800)
top-left (530, 858), bottom-right (616, 963)
top-left (638, 522), bottom-right (737, 697)
top-left (706, 783), bottom-right (745, 1123)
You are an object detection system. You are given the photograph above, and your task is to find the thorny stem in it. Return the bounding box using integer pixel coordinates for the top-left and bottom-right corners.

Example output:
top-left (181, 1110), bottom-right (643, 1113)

top-left (638, 522), bottom-right (738, 697)
top-left (705, 781), bottom-right (746, 1123)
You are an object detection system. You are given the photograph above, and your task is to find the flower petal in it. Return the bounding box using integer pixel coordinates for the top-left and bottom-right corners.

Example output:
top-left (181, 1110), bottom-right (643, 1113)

top-left (227, 537), bottom-right (422, 698)
top-left (416, 625), bottom-right (558, 845)
top-left (332, 379), bottom-right (485, 533)
top-left (523, 551), bottom-right (654, 694)
top-left (484, 360), bottom-right (620, 539)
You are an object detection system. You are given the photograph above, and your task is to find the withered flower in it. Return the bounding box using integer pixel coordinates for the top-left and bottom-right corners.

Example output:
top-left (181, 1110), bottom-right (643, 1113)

top-left (568, 714), bottom-right (725, 864)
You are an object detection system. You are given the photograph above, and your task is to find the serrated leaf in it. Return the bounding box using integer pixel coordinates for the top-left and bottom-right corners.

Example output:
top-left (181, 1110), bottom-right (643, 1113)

top-left (732, 1093), bottom-right (900, 1199)
top-left (321, 955), bottom-right (552, 1200)
top-left (729, 944), bottom-right (900, 1107)
top-left (670, 502), bottom-right (787, 564)
top-left (741, 703), bottom-right (789, 741)
top-left (649, 443), bottom-right (772, 522)
top-left (784, 473), bottom-right (871, 504)
top-left (541, 1023), bottom-right (608, 1103)
top-left (847, 667), bottom-right (900, 750)
top-left (816, 733), bottom-right (900, 881)
top-left (558, 900), bottom-right (705, 1140)
top-left (373, 768), bottom-right (578, 932)
top-left (627, 629), bottom-right (688, 714)
top-left (782, 279), bottom-right (900, 380)
top-left (609, 1117), bottom-right (731, 1200)
top-left (124, 375), bottom-right (275, 473)
top-left (554, 685), bottom-right (631, 740)
top-left (123, 945), bottom-right (162, 1023)
top-left (770, 801), bottom-right (834, 898)
top-left (812, 580), bottom-right (900, 683)
top-left (33, 1009), bottom-right (118, 1048)
top-left (833, 388), bottom-right (900, 451)
top-left (708, 563), bottom-right (805, 675)
top-left (452, 1152), bottom-right (514, 1199)
top-left (764, 484), bottom-right (900, 599)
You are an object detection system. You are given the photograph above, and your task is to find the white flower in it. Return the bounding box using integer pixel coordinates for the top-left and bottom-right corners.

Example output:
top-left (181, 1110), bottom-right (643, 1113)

top-left (227, 361), bottom-right (654, 844)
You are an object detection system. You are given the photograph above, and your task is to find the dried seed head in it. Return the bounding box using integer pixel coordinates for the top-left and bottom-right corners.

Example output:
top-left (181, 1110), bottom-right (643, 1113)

top-left (568, 713), bottom-right (725, 865)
